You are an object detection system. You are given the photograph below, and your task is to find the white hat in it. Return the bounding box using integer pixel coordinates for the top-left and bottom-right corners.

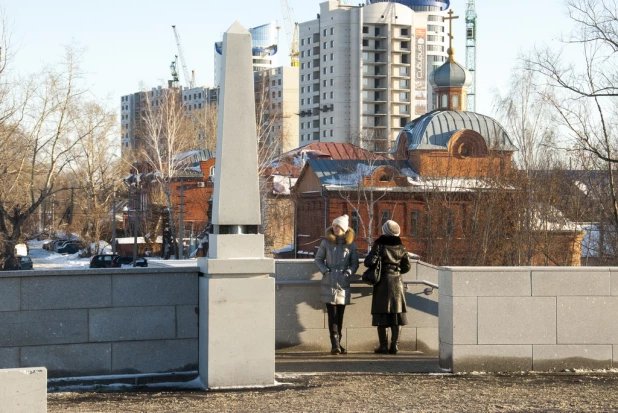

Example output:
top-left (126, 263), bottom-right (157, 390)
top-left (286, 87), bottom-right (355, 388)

top-left (332, 214), bottom-right (349, 232)
top-left (382, 220), bottom-right (400, 237)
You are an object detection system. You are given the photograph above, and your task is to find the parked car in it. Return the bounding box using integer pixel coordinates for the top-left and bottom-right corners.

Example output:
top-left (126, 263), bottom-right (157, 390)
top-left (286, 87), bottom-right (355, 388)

top-left (89, 254), bottom-right (119, 268)
top-left (16, 256), bottom-right (33, 270)
top-left (111, 256), bottom-right (148, 268)
top-left (3, 255), bottom-right (21, 271)
top-left (57, 243), bottom-right (80, 254)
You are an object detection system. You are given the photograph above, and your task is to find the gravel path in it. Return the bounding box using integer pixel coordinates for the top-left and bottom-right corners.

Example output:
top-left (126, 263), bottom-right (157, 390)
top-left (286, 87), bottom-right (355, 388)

top-left (48, 372), bottom-right (618, 412)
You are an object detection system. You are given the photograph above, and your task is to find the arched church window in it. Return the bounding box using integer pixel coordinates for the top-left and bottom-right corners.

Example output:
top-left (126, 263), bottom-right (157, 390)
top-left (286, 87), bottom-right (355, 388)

top-left (441, 94), bottom-right (448, 108)
top-left (452, 94), bottom-right (459, 108)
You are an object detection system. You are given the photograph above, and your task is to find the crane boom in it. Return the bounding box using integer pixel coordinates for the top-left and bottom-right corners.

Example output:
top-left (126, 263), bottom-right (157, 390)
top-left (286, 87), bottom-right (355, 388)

top-left (465, 0), bottom-right (477, 112)
top-left (172, 25), bottom-right (194, 88)
top-left (280, 0), bottom-right (299, 66)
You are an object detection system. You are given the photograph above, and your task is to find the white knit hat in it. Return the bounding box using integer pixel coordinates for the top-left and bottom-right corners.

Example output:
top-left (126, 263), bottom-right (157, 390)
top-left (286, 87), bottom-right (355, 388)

top-left (382, 220), bottom-right (400, 237)
top-left (332, 214), bottom-right (349, 232)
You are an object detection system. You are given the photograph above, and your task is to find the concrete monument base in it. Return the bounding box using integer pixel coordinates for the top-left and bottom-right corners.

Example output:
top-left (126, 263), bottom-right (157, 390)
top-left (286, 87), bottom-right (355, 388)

top-left (0, 367), bottom-right (47, 413)
top-left (198, 276), bottom-right (275, 388)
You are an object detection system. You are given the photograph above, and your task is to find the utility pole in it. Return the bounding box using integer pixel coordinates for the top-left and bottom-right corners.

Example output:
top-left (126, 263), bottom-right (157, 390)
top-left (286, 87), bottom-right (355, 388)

top-left (112, 190), bottom-right (117, 255)
top-left (178, 180), bottom-right (184, 259)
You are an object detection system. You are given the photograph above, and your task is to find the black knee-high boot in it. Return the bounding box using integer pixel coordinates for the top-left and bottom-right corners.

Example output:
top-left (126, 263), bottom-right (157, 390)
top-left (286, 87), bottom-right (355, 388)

top-left (374, 327), bottom-right (389, 354)
top-left (389, 326), bottom-right (401, 354)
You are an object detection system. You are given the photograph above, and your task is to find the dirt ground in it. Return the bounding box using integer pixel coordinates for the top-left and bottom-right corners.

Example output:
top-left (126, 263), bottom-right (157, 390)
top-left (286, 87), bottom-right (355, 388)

top-left (48, 372), bottom-right (618, 412)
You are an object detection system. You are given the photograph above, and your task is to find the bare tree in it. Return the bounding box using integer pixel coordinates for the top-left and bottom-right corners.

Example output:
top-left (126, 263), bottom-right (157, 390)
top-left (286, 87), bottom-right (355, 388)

top-left (139, 86), bottom-right (197, 258)
top-left (68, 102), bottom-right (118, 254)
top-left (522, 0), bottom-right (618, 261)
top-left (0, 46), bottom-right (110, 257)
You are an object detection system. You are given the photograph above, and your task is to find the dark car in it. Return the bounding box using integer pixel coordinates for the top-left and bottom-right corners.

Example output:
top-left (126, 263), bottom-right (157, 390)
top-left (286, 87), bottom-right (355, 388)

top-left (16, 256), bottom-right (33, 270)
top-left (111, 256), bottom-right (148, 268)
top-left (89, 254), bottom-right (119, 268)
top-left (3, 255), bottom-right (21, 271)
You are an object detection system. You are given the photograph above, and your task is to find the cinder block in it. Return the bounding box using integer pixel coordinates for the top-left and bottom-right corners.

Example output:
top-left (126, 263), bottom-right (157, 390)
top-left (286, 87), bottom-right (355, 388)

top-left (439, 294), bottom-right (453, 345)
top-left (345, 327), bottom-right (416, 352)
top-left (417, 327), bottom-right (438, 355)
top-left (21, 275), bottom-right (111, 310)
top-left (0, 348), bottom-right (19, 369)
top-left (439, 269), bottom-right (453, 297)
top-left (274, 260), bottom-right (320, 280)
top-left (21, 343), bottom-right (111, 378)
top-left (112, 273), bottom-right (198, 307)
top-left (0, 367), bottom-right (47, 413)
top-left (478, 297), bottom-right (556, 344)
top-left (533, 270), bottom-right (610, 296)
top-left (89, 306), bottom-right (176, 342)
top-left (557, 296), bottom-right (618, 344)
top-left (0, 278), bottom-right (19, 311)
top-left (453, 297), bottom-right (478, 344)
top-left (416, 263), bottom-right (439, 284)
top-left (343, 287), bottom-right (374, 328)
top-left (451, 345), bottom-right (533, 373)
top-left (276, 328), bottom-right (330, 352)
top-left (112, 339), bottom-right (198, 374)
top-left (452, 269), bottom-right (531, 297)
top-left (405, 287), bottom-right (439, 328)
top-left (610, 269), bottom-right (618, 296)
top-left (533, 345), bottom-right (611, 371)
top-left (176, 305), bottom-right (198, 339)
top-left (275, 285), bottom-right (326, 330)
top-left (0, 310), bottom-right (88, 347)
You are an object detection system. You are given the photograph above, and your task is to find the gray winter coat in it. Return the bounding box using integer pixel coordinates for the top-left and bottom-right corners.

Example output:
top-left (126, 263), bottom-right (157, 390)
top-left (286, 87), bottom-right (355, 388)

top-left (315, 227), bottom-right (359, 305)
top-left (364, 235), bottom-right (412, 314)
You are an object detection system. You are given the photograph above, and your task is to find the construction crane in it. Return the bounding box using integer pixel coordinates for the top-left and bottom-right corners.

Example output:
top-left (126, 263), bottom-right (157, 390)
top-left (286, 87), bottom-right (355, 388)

top-left (280, 0), bottom-right (299, 67)
top-left (172, 25), bottom-right (195, 88)
top-left (465, 0), bottom-right (477, 112)
top-left (170, 55), bottom-right (180, 88)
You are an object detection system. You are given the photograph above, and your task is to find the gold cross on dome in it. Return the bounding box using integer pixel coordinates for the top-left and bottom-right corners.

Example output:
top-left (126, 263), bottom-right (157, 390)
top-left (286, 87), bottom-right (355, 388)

top-left (443, 9), bottom-right (459, 53)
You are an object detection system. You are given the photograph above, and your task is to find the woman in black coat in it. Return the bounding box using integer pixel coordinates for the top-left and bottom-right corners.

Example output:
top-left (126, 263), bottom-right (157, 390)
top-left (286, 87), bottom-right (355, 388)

top-left (363, 220), bottom-right (411, 354)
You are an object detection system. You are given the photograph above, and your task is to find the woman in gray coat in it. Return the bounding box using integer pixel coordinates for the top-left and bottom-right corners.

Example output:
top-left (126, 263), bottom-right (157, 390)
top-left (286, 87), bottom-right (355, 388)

top-left (315, 214), bottom-right (359, 354)
top-left (364, 220), bottom-right (411, 354)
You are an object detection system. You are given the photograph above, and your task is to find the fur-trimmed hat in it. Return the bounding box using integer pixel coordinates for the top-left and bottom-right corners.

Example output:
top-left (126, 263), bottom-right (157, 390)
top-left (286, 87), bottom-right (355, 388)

top-left (382, 220), bottom-right (400, 237)
top-left (332, 214), bottom-right (349, 232)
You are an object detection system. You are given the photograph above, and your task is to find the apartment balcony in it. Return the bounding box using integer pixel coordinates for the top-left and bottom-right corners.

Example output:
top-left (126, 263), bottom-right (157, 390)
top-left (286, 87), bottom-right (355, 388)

top-left (362, 84), bottom-right (388, 91)
top-left (362, 46), bottom-right (388, 53)
top-left (362, 97), bottom-right (387, 104)
top-left (391, 68), bottom-right (411, 79)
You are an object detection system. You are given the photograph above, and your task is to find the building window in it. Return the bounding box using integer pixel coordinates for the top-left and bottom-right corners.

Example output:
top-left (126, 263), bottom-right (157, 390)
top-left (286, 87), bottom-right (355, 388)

top-left (301, 98), bottom-right (305, 105)
top-left (452, 94), bottom-right (459, 107)
top-left (323, 29), bottom-right (327, 36)
top-left (351, 210), bottom-right (359, 233)
top-left (330, 28), bottom-right (334, 35)
top-left (301, 63), bottom-right (305, 69)
top-left (323, 41), bottom-right (327, 48)
top-left (278, 79), bottom-right (281, 85)
top-left (323, 92), bottom-right (327, 99)
top-left (380, 210), bottom-right (391, 226)
top-left (301, 75), bottom-right (305, 81)
top-left (330, 129), bottom-right (333, 137)
top-left (301, 51), bottom-right (305, 58)
top-left (401, 28), bottom-right (409, 36)
top-left (330, 66), bottom-right (334, 73)
top-left (301, 39), bottom-right (305, 46)
top-left (330, 116), bottom-right (333, 124)
top-left (363, 26), bottom-right (369, 33)
top-left (323, 130), bottom-right (327, 137)
top-left (445, 209), bottom-right (455, 237)
top-left (330, 79), bottom-right (334, 86)
top-left (441, 94), bottom-right (448, 108)
top-left (410, 210), bottom-right (419, 237)
top-left (331, 53), bottom-right (334, 61)
top-left (323, 80), bottom-right (327, 87)
top-left (308, 74), bottom-right (312, 80)
top-left (323, 67), bottom-right (327, 74)
top-left (324, 55), bottom-right (327, 62)
top-left (330, 40), bottom-right (334, 47)
top-left (362, 39), bottom-right (368, 47)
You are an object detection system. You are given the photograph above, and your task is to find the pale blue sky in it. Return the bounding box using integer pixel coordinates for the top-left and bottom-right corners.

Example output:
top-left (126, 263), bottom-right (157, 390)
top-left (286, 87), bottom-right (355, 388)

top-left (6, 0), bottom-right (573, 115)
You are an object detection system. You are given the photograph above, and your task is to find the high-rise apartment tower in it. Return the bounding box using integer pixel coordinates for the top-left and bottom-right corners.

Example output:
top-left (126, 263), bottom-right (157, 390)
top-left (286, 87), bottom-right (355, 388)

top-left (298, 0), bottom-right (449, 152)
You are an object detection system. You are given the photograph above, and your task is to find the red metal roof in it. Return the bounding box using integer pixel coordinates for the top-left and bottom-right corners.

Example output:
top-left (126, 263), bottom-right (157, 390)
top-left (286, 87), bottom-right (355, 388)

top-left (284, 142), bottom-right (388, 161)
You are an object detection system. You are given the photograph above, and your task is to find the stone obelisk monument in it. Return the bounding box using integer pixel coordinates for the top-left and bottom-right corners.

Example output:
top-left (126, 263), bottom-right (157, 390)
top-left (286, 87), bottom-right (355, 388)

top-left (197, 21), bottom-right (276, 388)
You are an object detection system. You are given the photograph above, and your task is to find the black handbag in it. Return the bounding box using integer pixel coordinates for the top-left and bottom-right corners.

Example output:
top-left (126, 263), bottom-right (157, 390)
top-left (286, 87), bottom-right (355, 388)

top-left (362, 247), bottom-right (382, 286)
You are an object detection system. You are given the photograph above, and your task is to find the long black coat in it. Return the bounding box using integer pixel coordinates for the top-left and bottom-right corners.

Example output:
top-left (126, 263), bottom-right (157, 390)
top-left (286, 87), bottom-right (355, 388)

top-left (364, 235), bottom-right (411, 314)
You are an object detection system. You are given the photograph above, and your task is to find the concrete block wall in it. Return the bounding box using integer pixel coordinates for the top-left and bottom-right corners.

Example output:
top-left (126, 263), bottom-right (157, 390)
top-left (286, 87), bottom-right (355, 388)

top-left (274, 259), bottom-right (439, 354)
top-left (439, 266), bottom-right (618, 372)
top-left (0, 268), bottom-right (199, 378)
